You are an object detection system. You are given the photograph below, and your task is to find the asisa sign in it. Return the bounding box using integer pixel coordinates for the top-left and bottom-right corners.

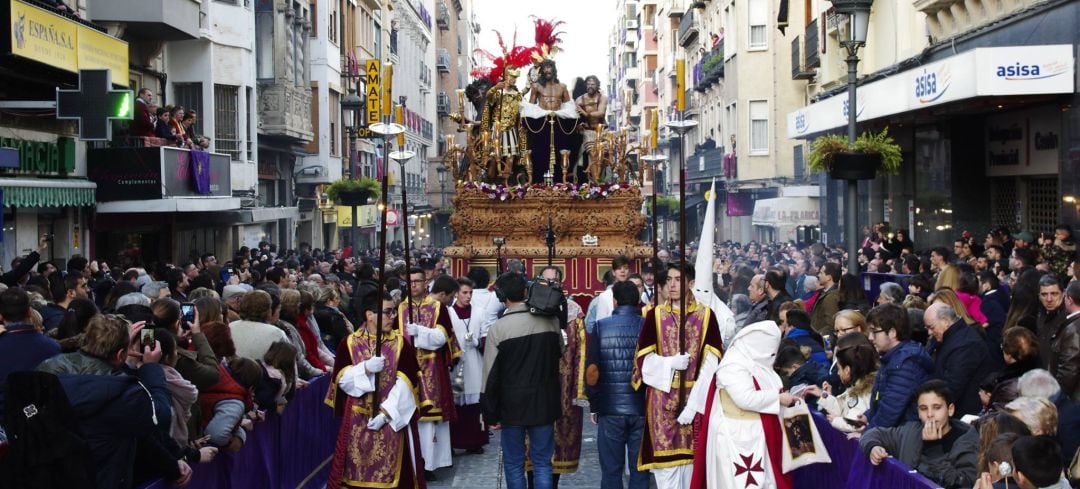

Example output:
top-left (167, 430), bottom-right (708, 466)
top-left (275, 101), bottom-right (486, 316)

top-left (978, 45), bottom-right (1073, 95)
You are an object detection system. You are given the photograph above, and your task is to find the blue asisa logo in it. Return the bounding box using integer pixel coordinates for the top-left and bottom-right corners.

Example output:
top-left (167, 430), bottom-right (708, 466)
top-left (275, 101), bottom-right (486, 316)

top-left (996, 61), bottom-right (1068, 80)
top-left (915, 65), bottom-right (952, 104)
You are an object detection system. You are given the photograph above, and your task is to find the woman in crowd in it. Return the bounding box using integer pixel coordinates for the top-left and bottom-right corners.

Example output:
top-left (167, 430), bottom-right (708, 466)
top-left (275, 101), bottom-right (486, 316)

top-left (194, 296), bottom-right (226, 324)
top-left (168, 105), bottom-right (193, 148)
top-left (313, 286), bottom-right (352, 350)
top-left (292, 289), bottom-right (334, 370)
top-left (823, 309), bottom-right (868, 396)
top-left (811, 333), bottom-right (878, 433)
top-left (1004, 281), bottom-right (1040, 333)
top-left (931, 288), bottom-right (987, 328)
top-left (1004, 397), bottom-right (1058, 436)
top-left (838, 273), bottom-right (870, 314)
top-left (980, 327), bottom-right (1042, 414)
top-left (976, 411), bottom-right (1033, 475)
top-left (277, 288), bottom-right (325, 379)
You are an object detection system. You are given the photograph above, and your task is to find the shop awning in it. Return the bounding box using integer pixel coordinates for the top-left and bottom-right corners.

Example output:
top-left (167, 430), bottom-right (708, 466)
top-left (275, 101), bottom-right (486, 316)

top-left (751, 197), bottom-right (820, 227)
top-left (786, 44), bottom-right (1075, 139)
top-left (0, 178), bottom-right (97, 207)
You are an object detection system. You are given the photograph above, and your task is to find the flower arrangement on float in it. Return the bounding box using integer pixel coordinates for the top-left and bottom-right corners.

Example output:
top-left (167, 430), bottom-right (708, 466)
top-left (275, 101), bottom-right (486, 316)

top-left (460, 181), bottom-right (630, 201)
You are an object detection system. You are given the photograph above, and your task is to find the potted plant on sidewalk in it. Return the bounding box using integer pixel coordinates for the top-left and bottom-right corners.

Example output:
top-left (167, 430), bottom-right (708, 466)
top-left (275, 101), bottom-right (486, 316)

top-left (326, 177), bottom-right (381, 206)
top-left (807, 128), bottom-right (903, 180)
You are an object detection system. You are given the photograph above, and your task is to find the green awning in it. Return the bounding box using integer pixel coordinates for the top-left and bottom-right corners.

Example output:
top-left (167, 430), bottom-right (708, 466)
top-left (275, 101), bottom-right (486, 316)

top-left (0, 179), bottom-right (97, 207)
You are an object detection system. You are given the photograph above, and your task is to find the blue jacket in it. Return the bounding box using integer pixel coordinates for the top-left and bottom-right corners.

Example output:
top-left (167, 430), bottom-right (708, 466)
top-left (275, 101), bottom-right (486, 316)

top-left (586, 305), bottom-right (646, 416)
top-left (0, 322), bottom-right (60, 424)
top-left (867, 340), bottom-right (935, 428)
top-left (786, 327), bottom-right (829, 368)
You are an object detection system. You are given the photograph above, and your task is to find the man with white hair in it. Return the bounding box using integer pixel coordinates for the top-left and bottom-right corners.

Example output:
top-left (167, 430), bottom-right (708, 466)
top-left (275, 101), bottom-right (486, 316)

top-left (923, 302), bottom-right (991, 415)
top-left (877, 282), bottom-right (906, 306)
top-left (141, 281), bottom-right (170, 300)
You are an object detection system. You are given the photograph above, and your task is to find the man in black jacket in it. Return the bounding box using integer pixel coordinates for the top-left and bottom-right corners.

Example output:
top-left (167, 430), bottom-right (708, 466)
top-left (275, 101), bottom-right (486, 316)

top-left (481, 272), bottom-right (562, 489)
top-left (1037, 274), bottom-right (1068, 369)
top-left (924, 302), bottom-right (992, 416)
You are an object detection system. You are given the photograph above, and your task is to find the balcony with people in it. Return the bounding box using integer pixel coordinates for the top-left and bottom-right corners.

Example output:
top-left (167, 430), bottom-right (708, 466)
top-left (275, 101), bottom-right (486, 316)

top-left (86, 99), bottom-right (239, 212)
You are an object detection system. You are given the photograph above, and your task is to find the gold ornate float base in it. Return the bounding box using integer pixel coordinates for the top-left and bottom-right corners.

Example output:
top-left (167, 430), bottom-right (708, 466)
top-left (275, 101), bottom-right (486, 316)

top-left (444, 184), bottom-right (653, 259)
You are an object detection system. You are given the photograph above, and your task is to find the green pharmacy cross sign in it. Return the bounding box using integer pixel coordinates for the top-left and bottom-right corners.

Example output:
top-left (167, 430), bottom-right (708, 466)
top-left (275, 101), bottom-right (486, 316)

top-left (56, 69), bottom-right (133, 141)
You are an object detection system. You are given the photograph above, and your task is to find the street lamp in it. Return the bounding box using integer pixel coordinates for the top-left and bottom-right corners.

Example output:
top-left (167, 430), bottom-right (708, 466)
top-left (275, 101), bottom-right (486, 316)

top-left (436, 166), bottom-right (447, 209)
top-left (340, 88), bottom-right (363, 179)
top-left (339, 87), bottom-right (364, 252)
top-left (831, 0), bottom-right (874, 275)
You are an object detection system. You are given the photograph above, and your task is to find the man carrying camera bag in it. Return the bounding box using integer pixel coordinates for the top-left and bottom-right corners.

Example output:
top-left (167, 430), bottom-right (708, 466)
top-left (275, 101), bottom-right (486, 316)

top-left (482, 272), bottom-right (563, 489)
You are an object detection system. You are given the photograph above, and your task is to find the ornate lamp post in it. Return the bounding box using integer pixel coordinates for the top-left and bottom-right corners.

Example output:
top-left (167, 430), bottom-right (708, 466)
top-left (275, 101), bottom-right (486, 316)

top-left (831, 0), bottom-right (874, 275)
top-left (340, 88), bottom-right (363, 179)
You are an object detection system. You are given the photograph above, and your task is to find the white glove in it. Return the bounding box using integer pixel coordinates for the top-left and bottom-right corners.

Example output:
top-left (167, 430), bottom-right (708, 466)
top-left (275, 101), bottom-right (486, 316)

top-left (364, 356), bottom-right (386, 374)
top-left (367, 413), bottom-right (388, 431)
top-left (406, 323), bottom-right (421, 336)
top-left (677, 407), bottom-right (696, 425)
top-left (670, 353), bottom-right (691, 371)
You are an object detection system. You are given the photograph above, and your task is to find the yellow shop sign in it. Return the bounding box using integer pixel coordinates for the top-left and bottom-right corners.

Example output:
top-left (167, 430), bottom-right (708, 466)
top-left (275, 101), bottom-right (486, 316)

top-left (9, 0), bottom-right (128, 86)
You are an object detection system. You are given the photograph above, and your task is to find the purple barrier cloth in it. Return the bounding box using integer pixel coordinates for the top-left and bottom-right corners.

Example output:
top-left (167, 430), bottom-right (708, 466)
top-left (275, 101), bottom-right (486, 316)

top-left (793, 412), bottom-right (942, 489)
top-left (139, 374), bottom-right (339, 489)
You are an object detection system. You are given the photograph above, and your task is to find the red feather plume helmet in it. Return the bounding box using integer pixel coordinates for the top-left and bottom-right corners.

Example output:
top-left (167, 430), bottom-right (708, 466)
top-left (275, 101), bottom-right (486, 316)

top-left (470, 17), bottom-right (566, 85)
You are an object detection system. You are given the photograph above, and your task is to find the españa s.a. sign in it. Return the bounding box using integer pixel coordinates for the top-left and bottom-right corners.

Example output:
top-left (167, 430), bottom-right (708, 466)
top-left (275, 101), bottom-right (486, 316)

top-left (8, 0), bottom-right (128, 86)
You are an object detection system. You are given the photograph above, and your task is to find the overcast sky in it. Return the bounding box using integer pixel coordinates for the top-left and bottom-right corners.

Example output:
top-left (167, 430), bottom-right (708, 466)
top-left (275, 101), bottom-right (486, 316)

top-left (470, 0), bottom-right (617, 89)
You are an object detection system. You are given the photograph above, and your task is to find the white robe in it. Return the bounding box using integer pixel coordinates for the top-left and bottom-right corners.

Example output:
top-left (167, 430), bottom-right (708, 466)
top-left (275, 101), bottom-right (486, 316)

top-left (449, 303), bottom-right (483, 405)
top-left (684, 321), bottom-right (784, 489)
top-left (470, 289), bottom-right (503, 340)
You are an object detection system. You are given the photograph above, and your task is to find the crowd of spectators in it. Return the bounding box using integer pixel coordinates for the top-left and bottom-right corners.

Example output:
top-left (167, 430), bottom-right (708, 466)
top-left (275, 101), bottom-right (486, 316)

top-left (4, 217), bottom-right (1080, 487)
top-left (670, 222), bottom-right (1080, 488)
top-left (0, 237), bottom-right (455, 488)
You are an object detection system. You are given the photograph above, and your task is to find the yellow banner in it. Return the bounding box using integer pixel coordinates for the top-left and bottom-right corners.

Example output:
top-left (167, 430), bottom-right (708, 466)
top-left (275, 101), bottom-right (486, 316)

top-left (365, 59), bottom-right (381, 125)
top-left (78, 25), bottom-right (128, 85)
top-left (336, 204), bottom-right (378, 227)
top-left (9, 0), bottom-right (128, 86)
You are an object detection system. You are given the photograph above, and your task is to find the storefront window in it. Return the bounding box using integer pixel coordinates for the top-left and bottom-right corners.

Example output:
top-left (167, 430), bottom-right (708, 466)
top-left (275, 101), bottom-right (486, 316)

top-left (913, 125), bottom-right (953, 249)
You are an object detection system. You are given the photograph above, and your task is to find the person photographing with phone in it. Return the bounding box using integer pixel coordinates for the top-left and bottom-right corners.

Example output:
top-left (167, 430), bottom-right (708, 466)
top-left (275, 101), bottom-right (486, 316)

top-left (37, 315), bottom-right (193, 488)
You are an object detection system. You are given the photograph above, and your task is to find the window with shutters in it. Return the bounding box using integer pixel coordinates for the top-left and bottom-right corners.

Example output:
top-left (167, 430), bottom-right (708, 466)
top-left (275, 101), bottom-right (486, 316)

top-left (749, 100), bottom-right (768, 155)
top-left (214, 85), bottom-right (240, 160)
top-left (173, 83), bottom-right (203, 136)
top-left (748, 0), bottom-right (768, 50)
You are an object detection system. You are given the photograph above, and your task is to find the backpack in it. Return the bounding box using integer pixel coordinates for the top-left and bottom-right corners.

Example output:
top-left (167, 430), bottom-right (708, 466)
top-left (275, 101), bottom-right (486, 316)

top-left (1, 371), bottom-right (96, 489)
top-left (526, 281), bottom-right (563, 317)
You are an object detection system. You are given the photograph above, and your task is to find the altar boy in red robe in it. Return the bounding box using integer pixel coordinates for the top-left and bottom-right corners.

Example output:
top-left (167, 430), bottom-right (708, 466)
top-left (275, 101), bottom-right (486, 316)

top-left (326, 292), bottom-right (426, 489)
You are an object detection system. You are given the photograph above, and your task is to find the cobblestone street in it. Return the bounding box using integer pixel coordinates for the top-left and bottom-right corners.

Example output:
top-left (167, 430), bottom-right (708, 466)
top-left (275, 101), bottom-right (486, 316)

top-left (428, 419), bottom-right (620, 489)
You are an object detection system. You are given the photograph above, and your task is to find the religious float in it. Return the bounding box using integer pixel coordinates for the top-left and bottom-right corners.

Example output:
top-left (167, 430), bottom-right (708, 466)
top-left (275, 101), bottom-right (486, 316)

top-left (433, 19), bottom-right (669, 296)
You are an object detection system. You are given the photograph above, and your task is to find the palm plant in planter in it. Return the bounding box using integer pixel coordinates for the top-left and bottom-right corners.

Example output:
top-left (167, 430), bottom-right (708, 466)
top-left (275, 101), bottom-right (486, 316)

top-left (807, 128), bottom-right (903, 180)
top-left (326, 177), bottom-right (381, 206)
